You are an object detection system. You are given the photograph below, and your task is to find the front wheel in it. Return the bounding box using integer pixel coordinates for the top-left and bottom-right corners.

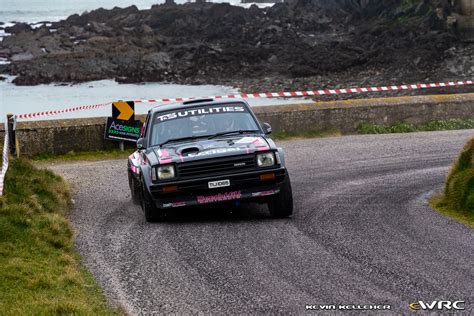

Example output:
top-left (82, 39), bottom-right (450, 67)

top-left (141, 180), bottom-right (166, 222)
top-left (129, 172), bottom-right (141, 205)
top-left (268, 175), bottom-right (293, 218)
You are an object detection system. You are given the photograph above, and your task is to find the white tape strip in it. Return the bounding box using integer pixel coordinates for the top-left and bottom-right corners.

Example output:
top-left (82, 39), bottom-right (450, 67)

top-left (0, 117), bottom-right (10, 196)
top-left (11, 79), bottom-right (474, 120)
top-left (133, 80), bottom-right (473, 104)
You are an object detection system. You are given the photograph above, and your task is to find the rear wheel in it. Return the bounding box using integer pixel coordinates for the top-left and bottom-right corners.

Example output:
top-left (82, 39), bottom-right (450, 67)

top-left (268, 175), bottom-right (293, 218)
top-left (141, 180), bottom-right (165, 222)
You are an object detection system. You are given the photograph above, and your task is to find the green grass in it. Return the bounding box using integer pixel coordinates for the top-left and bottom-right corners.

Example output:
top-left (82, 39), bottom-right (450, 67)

top-left (358, 119), bottom-right (474, 134)
top-left (23, 119), bottom-right (474, 160)
top-left (33, 149), bottom-right (132, 162)
top-left (430, 138), bottom-right (474, 227)
top-left (272, 129), bottom-right (341, 140)
top-left (0, 158), bottom-right (117, 314)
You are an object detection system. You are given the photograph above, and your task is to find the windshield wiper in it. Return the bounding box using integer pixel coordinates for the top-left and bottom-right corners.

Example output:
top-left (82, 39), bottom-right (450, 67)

top-left (158, 135), bottom-right (211, 147)
top-left (208, 129), bottom-right (261, 140)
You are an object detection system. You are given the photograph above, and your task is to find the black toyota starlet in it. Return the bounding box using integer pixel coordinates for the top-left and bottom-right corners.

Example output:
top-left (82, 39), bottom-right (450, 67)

top-left (127, 98), bottom-right (293, 222)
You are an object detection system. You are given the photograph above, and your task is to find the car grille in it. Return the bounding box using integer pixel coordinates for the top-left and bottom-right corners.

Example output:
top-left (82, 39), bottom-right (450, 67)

top-left (177, 155), bottom-right (256, 179)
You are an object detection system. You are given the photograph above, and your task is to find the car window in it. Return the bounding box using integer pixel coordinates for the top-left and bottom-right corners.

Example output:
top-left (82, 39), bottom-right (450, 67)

top-left (150, 104), bottom-right (260, 146)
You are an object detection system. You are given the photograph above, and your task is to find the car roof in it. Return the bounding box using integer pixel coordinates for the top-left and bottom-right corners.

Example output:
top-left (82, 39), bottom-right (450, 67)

top-left (147, 98), bottom-right (250, 114)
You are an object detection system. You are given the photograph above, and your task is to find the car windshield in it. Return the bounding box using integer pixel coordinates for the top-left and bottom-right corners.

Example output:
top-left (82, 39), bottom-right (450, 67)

top-left (149, 103), bottom-right (260, 146)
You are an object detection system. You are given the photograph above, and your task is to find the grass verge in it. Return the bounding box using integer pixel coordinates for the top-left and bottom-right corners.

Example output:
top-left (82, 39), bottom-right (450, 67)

top-left (430, 138), bottom-right (474, 227)
top-left (23, 119), bottom-right (474, 160)
top-left (31, 131), bottom-right (342, 160)
top-left (0, 158), bottom-right (117, 314)
top-left (33, 149), bottom-right (131, 162)
top-left (272, 129), bottom-right (341, 140)
top-left (358, 118), bottom-right (474, 134)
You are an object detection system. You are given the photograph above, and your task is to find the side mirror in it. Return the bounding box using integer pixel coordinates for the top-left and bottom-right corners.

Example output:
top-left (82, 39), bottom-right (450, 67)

top-left (263, 122), bottom-right (272, 135)
top-left (137, 137), bottom-right (147, 149)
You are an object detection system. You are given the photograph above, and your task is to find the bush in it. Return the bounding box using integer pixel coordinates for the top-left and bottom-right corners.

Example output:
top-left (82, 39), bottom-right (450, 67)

top-left (441, 138), bottom-right (474, 214)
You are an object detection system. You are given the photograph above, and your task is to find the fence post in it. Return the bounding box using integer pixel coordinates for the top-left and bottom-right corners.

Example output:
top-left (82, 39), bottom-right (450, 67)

top-left (6, 114), bottom-right (16, 157)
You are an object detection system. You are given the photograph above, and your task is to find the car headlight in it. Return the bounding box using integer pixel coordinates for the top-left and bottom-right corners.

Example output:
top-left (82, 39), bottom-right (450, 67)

top-left (155, 165), bottom-right (175, 180)
top-left (257, 152), bottom-right (275, 167)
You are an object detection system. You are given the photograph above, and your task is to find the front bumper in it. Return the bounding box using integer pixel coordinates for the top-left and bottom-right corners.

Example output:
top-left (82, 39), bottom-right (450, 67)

top-left (149, 167), bottom-right (286, 209)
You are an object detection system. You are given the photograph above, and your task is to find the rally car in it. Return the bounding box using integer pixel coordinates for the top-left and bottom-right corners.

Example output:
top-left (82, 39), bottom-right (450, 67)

top-left (127, 98), bottom-right (293, 222)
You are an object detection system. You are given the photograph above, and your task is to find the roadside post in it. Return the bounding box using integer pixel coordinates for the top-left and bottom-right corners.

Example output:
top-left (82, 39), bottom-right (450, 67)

top-left (105, 101), bottom-right (142, 149)
top-left (6, 114), bottom-right (18, 157)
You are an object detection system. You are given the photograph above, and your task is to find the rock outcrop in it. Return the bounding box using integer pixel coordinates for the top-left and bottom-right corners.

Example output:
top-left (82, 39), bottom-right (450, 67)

top-left (0, 0), bottom-right (468, 87)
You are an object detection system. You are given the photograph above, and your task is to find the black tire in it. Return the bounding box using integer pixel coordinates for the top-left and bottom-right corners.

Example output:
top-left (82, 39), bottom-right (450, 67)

top-left (141, 180), bottom-right (165, 222)
top-left (268, 175), bottom-right (293, 218)
top-left (129, 173), bottom-right (141, 205)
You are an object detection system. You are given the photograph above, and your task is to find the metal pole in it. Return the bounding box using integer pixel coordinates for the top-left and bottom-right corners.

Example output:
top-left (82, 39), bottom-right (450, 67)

top-left (119, 141), bottom-right (124, 151)
top-left (6, 114), bottom-right (16, 156)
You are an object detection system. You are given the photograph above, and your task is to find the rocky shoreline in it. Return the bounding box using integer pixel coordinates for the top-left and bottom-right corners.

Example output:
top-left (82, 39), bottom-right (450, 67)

top-left (0, 0), bottom-right (472, 94)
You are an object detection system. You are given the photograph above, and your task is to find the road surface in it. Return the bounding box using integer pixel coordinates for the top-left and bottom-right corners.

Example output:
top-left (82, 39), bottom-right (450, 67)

top-left (49, 130), bottom-right (474, 314)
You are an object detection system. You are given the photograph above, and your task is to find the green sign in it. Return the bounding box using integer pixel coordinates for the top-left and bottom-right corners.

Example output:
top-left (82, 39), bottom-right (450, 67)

top-left (105, 117), bottom-right (142, 142)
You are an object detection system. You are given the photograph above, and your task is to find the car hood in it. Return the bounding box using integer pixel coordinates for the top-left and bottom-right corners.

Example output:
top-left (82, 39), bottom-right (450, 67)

top-left (152, 136), bottom-right (271, 164)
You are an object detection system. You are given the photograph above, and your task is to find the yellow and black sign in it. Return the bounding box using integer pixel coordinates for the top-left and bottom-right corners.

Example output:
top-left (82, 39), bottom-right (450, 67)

top-left (112, 101), bottom-right (135, 121)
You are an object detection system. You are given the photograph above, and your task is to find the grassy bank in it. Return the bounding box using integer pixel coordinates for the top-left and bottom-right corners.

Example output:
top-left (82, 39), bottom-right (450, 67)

top-left (30, 131), bottom-right (343, 161)
top-left (272, 129), bottom-right (341, 140)
top-left (358, 118), bottom-right (474, 134)
top-left (25, 119), bottom-right (474, 161)
top-left (0, 159), bottom-right (116, 314)
top-left (431, 138), bottom-right (474, 227)
top-left (33, 149), bottom-right (131, 162)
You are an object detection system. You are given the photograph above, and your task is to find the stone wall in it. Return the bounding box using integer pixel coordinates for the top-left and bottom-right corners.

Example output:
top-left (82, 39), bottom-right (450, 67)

top-left (9, 93), bottom-right (474, 157)
top-left (253, 93), bottom-right (474, 134)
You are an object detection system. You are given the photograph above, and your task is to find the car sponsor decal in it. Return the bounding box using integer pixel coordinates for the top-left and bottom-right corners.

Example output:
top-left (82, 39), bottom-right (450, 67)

top-left (187, 146), bottom-right (248, 157)
top-left (130, 164), bottom-right (139, 174)
top-left (197, 191), bottom-right (242, 204)
top-left (161, 189), bottom-right (279, 208)
top-left (236, 137), bottom-right (270, 151)
top-left (252, 137), bottom-right (271, 151)
top-left (162, 201), bottom-right (187, 208)
top-left (157, 148), bottom-right (173, 164)
top-left (129, 152), bottom-right (141, 174)
top-left (235, 136), bottom-right (259, 144)
top-left (236, 137), bottom-right (269, 151)
top-left (252, 190), bottom-right (278, 197)
top-left (155, 105), bottom-right (246, 122)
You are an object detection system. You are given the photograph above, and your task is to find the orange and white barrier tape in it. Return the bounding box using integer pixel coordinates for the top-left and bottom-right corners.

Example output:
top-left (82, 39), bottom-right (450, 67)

top-left (15, 101), bottom-right (112, 120)
top-left (133, 80), bottom-right (474, 103)
top-left (0, 117), bottom-right (10, 196)
top-left (11, 79), bottom-right (474, 120)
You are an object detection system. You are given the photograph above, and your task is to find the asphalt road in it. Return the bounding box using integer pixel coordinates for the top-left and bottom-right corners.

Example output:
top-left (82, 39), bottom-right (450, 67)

top-left (49, 130), bottom-right (474, 314)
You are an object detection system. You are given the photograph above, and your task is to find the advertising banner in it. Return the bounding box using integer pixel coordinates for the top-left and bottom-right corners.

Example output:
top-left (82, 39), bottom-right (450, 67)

top-left (105, 117), bottom-right (142, 142)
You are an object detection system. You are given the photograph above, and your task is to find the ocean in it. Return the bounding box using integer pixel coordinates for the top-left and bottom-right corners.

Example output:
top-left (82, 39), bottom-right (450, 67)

top-left (0, 1), bottom-right (309, 123)
top-left (0, 0), bottom-right (263, 23)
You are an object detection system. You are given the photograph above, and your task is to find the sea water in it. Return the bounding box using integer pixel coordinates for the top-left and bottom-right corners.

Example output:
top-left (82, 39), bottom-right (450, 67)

top-left (0, 0), bottom-right (309, 123)
top-left (0, 0), bottom-right (269, 23)
top-left (0, 77), bottom-right (313, 122)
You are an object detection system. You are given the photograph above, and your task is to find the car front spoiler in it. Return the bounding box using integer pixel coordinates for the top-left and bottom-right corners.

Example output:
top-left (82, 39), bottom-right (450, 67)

top-left (149, 167), bottom-right (286, 209)
top-left (158, 186), bottom-right (281, 209)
